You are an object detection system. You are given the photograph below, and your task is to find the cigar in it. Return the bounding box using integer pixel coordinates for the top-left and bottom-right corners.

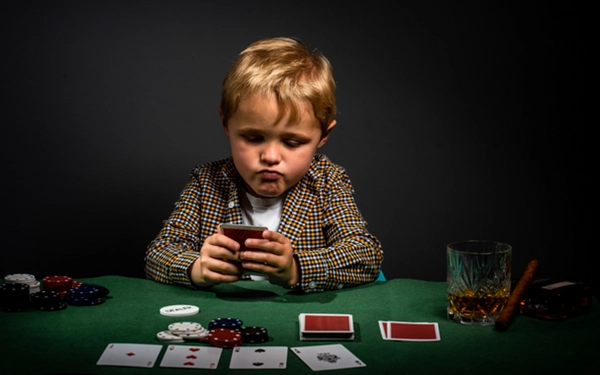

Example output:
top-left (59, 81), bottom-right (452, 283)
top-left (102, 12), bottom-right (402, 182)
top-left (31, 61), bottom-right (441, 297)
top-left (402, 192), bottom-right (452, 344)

top-left (495, 259), bottom-right (540, 331)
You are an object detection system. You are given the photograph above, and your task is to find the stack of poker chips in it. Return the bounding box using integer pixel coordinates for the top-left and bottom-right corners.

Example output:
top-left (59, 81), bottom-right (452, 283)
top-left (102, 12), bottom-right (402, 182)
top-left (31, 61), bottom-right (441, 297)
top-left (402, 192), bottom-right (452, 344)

top-left (208, 317), bottom-right (243, 330)
top-left (157, 322), bottom-right (209, 343)
top-left (30, 290), bottom-right (67, 311)
top-left (0, 283), bottom-right (31, 312)
top-left (42, 275), bottom-right (74, 300)
top-left (239, 326), bottom-right (269, 344)
top-left (207, 328), bottom-right (242, 348)
top-left (65, 283), bottom-right (109, 306)
top-left (1, 273), bottom-right (111, 312)
top-left (155, 318), bottom-right (269, 347)
top-left (4, 273), bottom-right (41, 294)
top-left (206, 318), bottom-right (244, 348)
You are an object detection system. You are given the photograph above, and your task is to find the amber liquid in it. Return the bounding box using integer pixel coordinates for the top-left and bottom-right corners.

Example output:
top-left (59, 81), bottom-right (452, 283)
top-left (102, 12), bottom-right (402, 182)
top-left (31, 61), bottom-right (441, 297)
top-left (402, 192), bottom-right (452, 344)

top-left (448, 290), bottom-right (509, 320)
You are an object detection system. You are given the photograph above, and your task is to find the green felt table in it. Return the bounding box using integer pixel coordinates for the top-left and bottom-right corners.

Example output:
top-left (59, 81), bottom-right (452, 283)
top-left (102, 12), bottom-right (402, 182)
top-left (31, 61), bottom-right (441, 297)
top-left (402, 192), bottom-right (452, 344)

top-left (1, 275), bottom-right (598, 374)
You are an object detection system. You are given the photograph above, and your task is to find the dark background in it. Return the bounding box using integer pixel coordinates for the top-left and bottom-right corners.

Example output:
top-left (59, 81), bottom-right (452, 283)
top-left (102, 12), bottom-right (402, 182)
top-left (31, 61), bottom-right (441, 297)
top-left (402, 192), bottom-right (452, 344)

top-left (1, 1), bottom-right (591, 292)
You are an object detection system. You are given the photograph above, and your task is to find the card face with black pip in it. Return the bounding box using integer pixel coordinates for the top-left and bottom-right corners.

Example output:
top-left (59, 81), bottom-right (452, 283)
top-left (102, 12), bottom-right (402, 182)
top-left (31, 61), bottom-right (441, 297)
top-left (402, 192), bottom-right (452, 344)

top-left (229, 346), bottom-right (288, 369)
top-left (291, 344), bottom-right (366, 371)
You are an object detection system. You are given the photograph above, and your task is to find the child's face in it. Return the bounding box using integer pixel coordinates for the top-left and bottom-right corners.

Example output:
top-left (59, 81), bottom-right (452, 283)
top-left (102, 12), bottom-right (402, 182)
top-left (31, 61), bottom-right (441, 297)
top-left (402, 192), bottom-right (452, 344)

top-left (222, 93), bottom-right (335, 198)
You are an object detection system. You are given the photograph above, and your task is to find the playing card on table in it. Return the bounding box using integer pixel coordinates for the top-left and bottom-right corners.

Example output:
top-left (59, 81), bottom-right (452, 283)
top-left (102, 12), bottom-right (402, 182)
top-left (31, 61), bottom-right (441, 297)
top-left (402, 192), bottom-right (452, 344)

top-left (159, 345), bottom-right (222, 369)
top-left (379, 321), bottom-right (441, 341)
top-left (291, 344), bottom-right (366, 371)
top-left (229, 346), bottom-right (288, 369)
top-left (96, 343), bottom-right (162, 368)
top-left (299, 313), bottom-right (354, 340)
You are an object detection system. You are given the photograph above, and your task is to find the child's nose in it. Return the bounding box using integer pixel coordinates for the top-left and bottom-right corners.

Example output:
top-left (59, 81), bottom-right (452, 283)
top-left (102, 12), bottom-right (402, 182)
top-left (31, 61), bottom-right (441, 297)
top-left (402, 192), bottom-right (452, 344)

top-left (260, 143), bottom-right (282, 164)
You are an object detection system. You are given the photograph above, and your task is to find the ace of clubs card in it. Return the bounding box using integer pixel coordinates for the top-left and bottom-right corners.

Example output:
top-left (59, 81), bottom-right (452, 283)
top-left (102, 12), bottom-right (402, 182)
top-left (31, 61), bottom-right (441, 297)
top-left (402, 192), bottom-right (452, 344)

top-left (291, 344), bottom-right (366, 371)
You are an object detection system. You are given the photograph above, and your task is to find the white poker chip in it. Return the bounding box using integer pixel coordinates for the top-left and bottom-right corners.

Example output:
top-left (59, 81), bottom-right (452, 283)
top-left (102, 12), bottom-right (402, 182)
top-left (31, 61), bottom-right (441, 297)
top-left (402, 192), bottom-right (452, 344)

top-left (178, 329), bottom-right (209, 339)
top-left (5, 273), bottom-right (36, 283)
top-left (159, 304), bottom-right (200, 317)
top-left (168, 321), bottom-right (203, 334)
top-left (156, 330), bottom-right (184, 343)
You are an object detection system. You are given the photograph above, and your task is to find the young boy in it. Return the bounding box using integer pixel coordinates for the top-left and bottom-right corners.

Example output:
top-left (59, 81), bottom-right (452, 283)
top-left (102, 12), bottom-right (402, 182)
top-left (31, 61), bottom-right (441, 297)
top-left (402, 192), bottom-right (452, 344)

top-left (144, 37), bottom-right (383, 293)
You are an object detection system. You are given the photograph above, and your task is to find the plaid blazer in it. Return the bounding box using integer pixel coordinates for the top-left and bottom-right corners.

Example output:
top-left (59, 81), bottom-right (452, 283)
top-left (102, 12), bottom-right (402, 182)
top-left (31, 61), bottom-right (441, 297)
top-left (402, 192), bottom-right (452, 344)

top-left (144, 154), bottom-right (383, 292)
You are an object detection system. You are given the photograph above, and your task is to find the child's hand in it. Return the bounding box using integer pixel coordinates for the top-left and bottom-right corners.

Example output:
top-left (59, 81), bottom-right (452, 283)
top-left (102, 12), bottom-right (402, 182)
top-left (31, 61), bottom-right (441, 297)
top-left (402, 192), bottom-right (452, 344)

top-left (238, 230), bottom-right (300, 287)
top-left (189, 233), bottom-right (246, 286)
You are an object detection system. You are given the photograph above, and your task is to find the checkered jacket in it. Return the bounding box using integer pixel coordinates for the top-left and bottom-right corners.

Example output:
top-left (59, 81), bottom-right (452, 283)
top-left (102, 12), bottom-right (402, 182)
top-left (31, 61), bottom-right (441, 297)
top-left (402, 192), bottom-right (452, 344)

top-left (144, 154), bottom-right (383, 292)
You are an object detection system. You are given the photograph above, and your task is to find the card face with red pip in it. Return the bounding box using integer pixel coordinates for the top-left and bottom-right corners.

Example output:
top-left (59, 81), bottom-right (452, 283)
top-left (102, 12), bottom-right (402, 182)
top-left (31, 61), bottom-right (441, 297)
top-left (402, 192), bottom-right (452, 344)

top-left (96, 343), bottom-right (163, 368)
top-left (219, 224), bottom-right (267, 252)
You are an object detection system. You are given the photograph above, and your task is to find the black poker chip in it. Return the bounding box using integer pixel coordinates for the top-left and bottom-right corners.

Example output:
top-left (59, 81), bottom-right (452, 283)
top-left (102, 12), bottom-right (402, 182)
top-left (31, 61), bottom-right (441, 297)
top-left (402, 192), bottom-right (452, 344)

top-left (0, 283), bottom-right (31, 312)
top-left (240, 326), bottom-right (269, 344)
top-left (30, 290), bottom-right (67, 311)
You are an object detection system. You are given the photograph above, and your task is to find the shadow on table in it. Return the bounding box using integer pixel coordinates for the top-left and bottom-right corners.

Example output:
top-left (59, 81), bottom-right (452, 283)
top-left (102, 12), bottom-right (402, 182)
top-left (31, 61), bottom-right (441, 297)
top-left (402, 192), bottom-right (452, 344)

top-left (209, 283), bottom-right (337, 304)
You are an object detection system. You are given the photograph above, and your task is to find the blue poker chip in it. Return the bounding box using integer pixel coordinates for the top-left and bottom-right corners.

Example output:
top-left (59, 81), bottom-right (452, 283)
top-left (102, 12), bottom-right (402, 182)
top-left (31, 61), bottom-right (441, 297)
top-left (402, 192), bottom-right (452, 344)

top-left (208, 317), bottom-right (243, 330)
top-left (66, 297), bottom-right (104, 306)
top-left (65, 285), bottom-right (107, 306)
top-left (67, 286), bottom-right (99, 296)
top-left (77, 283), bottom-right (109, 297)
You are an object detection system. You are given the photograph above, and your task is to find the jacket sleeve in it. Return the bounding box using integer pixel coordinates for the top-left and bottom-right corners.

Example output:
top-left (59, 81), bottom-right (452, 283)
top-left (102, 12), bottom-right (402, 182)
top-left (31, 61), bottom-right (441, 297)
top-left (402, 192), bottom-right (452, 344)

top-left (144, 177), bottom-right (204, 288)
top-left (293, 165), bottom-right (384, 292)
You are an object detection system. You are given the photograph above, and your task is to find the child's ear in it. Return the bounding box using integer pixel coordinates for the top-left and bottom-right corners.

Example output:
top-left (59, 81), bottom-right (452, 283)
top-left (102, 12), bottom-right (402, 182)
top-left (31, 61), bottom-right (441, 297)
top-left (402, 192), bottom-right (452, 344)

top-left (219, 107), bottom-right (229, 136)
top-left (317, 120), bottom-right (336, 148)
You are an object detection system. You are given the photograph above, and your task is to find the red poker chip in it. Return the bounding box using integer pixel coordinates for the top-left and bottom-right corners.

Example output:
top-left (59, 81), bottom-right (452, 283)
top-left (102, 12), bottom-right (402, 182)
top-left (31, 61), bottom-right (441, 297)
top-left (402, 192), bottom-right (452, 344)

top-left (208, 329), bottom-right (241, 348)
top-left (43, 275), bottom-right (73, 283)
top-left (42, 276), bottom-right (73, 292)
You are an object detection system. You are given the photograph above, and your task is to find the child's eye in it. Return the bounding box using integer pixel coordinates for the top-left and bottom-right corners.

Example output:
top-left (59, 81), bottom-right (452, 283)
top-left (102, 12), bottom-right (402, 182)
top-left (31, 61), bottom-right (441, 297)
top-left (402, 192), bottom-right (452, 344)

top-left (243, 135), bottom-right (263, 143)
top-left (284, 139), bottom-right (302, 148)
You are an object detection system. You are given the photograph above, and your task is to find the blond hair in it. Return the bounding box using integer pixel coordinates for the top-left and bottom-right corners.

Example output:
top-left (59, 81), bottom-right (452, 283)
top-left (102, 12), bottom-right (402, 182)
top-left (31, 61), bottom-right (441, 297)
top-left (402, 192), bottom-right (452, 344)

top-left (220, 37), bottom-right (336, 135)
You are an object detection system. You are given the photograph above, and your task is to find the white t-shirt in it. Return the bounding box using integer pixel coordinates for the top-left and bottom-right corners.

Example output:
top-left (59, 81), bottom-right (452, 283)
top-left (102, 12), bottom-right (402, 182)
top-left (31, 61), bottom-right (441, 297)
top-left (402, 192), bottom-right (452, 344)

top-left (240, 190), bottom-right (285, 231)
top-left (239, 190), bottom-right (286, 280)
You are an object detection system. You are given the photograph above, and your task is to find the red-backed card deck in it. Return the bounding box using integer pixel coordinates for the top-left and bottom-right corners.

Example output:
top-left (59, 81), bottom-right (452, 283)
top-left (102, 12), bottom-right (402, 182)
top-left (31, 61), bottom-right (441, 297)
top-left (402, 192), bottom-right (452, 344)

top-left (299, 313), bottom-right (354, 341)
top-left (378, 321), bottom-right (441, 341)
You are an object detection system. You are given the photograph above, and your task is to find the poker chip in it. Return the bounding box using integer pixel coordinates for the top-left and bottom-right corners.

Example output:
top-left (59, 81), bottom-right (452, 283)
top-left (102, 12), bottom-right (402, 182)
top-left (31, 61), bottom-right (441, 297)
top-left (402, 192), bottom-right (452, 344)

top-left (1, 273), bottom-right (108, 311)
top-left (159, 304), bottom-right (199, 317)
top-left (65, 285), bottom-right (106, 306)
top-left (240, 326), bottom-right (269, 344)
top-left (71, 281), bottom-right (83, 289)
top-left (0, 283), bottom-right (31, 312)
top-left (208, 328), bottom-right (242, 348)
top-left (30, 290), bottom-right (67, 311)
top-left (208, 317), bottom-right (243, 330)
top-left (4, 273), bottom-right (41, 294)
top-left (42, 275), bottom-right (73, 299)
top-left (5, 273), bottom-right (35, 283)
top-left (156, 330), bottom-right (185, 343)
top-left (76, 283), bottom-right (110, 297)
top-left (168, 321), bottom-right (203, 334)
top-left (178, 329), bottom-right (209, 339)
top-left (157, 321), bottom-right (208, 344)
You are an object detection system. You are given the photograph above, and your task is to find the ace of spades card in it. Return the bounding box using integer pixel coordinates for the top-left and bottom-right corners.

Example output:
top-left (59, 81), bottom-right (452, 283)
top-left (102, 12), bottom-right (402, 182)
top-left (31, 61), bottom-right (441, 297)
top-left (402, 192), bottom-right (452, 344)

top-left (229, 346), bottom-right (288, 369)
